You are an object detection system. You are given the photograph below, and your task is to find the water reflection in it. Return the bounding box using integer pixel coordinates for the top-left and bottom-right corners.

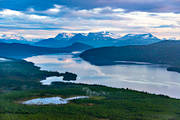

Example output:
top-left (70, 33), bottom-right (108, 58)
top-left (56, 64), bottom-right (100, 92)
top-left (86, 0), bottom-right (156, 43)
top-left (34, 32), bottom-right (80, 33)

top-left (25, 53), bottom-right (180, 99)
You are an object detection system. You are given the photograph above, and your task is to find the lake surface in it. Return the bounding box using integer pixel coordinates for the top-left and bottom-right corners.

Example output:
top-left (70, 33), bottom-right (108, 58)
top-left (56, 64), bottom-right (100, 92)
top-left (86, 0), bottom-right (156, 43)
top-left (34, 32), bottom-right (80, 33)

top-left (23, 96), bottom-right (89, 105)
top-left (25, 53), bottom-right (180, 99)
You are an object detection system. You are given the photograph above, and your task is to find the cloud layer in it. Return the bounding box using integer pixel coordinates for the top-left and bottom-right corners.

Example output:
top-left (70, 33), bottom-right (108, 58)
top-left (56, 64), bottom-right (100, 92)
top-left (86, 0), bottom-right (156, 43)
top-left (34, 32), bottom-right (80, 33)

top-left (0, 1), bottom-right (180, 39)
top-left (1, 0), bottom-right (180, 13)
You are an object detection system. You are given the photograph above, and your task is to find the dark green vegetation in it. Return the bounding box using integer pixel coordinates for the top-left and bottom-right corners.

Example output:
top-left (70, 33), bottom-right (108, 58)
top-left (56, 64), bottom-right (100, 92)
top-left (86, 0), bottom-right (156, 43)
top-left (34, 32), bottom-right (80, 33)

top-left (167, 67), bottom-right (180, 73)
top-left (2, 82), bottom-right (180, 120)
top-left (0, 59), bottom-right (77, 91)
top-left (80, 40), bottom-right (180, 73)
top-left (0, 59), bottom-right (59, 91)
top-left (62, 72), bottom-right (77, 81)
top-left (1, 57), bottom-right (180, 120)
top-left (0, 42), bottom-right (92, 59)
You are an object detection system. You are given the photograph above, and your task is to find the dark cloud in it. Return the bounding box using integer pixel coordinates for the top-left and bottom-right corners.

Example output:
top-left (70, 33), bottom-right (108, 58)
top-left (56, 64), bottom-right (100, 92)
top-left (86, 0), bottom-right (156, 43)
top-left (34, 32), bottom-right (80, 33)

top-left (0, 0), bottom-right (180, 13)
top-left (0, 25), bottom-right (65, 30)
top-left (153, 25), bottom-right (177, 28)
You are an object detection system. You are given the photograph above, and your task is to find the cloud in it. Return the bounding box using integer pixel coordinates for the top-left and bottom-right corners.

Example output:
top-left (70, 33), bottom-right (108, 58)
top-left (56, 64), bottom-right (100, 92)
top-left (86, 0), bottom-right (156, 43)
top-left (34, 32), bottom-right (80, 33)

top-left (153, 25), bottom-right (177, 28)
top-left (44, 4), bottom-right (63, 14)
top-left (0, 0), bottom-right (180, 13)
top-left (0, 5), bottom-right (180, 39)
top-left (0, 9), bottom-right (59, 29)
top-left (0, 9), bottom-right (23, 16)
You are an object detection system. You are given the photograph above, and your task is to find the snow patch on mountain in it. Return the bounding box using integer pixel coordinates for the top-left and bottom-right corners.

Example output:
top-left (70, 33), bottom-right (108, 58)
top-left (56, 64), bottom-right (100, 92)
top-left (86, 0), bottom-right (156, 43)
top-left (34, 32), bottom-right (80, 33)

top-left (120, 33), bottom-right (159, 40)
top-left (55, 31), bottom-right (121, 41)
top-left (55, 33), bottom-right (77, 40)
top-left (0, 34), bottom-right (26, 40)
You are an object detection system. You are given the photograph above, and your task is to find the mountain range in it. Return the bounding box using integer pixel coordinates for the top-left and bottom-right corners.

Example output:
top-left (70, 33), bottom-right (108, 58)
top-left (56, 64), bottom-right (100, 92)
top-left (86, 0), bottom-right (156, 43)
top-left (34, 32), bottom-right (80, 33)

top-left (0, 34), bottom-right (34, 44)
top-left (0, 32), bottom-right (162, 48)
top-left (116, 33), bottom-right (161, 46)
top-left (34, 32), bottom-right (116, 48)
top-left (34, 32), bottom-right (161, 48)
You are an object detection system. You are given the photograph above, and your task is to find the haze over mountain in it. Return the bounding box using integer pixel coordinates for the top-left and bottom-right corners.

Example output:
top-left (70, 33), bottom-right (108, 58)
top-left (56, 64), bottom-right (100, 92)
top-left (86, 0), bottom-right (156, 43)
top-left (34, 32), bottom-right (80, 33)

top-left (0, 34), bottom-right (34, 44)
top-left (34, 32), bottom-right (161, 48)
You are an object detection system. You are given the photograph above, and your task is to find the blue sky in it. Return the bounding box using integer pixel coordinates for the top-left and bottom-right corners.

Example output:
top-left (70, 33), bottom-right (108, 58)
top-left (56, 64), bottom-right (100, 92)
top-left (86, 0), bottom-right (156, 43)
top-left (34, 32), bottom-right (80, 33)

top-left (0, 0), bottom-right (180, 40)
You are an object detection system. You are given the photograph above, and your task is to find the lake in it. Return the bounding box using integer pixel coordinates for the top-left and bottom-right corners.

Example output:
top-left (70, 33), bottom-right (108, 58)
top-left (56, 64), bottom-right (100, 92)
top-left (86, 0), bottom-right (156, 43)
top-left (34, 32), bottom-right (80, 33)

top-left (25, 52), bottom-right (180, 99)
top-left (23, 96), bottom-right (89, 105)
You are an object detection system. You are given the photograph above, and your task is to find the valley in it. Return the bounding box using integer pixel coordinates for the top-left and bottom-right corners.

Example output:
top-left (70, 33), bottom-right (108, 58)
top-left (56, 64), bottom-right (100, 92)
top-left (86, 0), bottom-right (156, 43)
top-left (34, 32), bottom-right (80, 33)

top-left (1, 32), bottom-right (180, 120)
top-left (1, 0), bottom-right (180, 119)
top-left (1, 57), bottom-right (180, 120)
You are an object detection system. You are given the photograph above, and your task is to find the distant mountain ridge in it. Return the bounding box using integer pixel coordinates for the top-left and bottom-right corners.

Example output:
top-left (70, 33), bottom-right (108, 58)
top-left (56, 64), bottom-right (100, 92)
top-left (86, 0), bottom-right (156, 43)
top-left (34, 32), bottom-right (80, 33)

top-left (34, 32), bottom-right (119, 48)
top-left (116, 33), bottom-right (161, 46)
top-left (34, 32), bottom-right (161, 48)
top-left (0, 42), bottom-right (92, 59)
top-left (55, 33), bottom-right (77, 40)
top-left (0, 34), bottom-right (34, 44)
top-left (119, 33), bottom-right (158, 41)
top-left (0, 32), bottom-right (162, 48)
top-left (0, 34), bottom-right (26, 40)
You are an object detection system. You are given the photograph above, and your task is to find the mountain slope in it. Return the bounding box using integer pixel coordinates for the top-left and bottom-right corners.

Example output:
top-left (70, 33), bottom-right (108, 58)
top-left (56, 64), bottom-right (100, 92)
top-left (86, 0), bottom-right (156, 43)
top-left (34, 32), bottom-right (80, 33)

top-left (0, 42), bottom-right (92, 59)
top-left (0, 43), bottom-right (59, 59)
top-left (0, 39), bottom-right (34, 44)
top-left (34, 38), bottom-right (71, 48)
top-left (62, 42), bottom-right (93, 52)
top-left (35, 32), bottom-right (117, 48)
top-left (80, 40), bottom-right (180, 67)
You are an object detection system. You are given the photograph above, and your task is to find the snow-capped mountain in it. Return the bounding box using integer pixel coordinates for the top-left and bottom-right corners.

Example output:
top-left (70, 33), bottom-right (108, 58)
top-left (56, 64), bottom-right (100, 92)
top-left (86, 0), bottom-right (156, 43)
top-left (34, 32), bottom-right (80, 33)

top-left (0, 34), bottom-right (26, 41)
top-left (55, 33), bottom-right (77, 40)
top-left (93, 31), bottom-right (121, 39)
top-left (0, 34), bottom-right (33, 44)
top-left (35, 32), bottom-right (119, 48)
top-left (70, 32), bottom-right (118, 47)
top-left (115, 33), bottom-right (161, 46)
top-left (86, 31), bottom-right (120, 40)
top-left (54, 32), bottom-right (120, 41)
top-left (35, 32), bottom-right (161, 48)
top-left (102, 32), bottom-right (121, 39)
top-left (35, 33), bottom-right (78, 48)
top-left (120, 33), bottom-right (159, 41)
top-left (70, 32), bottom-right (160, 47)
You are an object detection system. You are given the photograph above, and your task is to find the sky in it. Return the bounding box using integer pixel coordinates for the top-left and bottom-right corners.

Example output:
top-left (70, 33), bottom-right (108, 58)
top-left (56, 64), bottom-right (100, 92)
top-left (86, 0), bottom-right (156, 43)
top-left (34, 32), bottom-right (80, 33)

top-left (0, 0), bottom-right (180, 40)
